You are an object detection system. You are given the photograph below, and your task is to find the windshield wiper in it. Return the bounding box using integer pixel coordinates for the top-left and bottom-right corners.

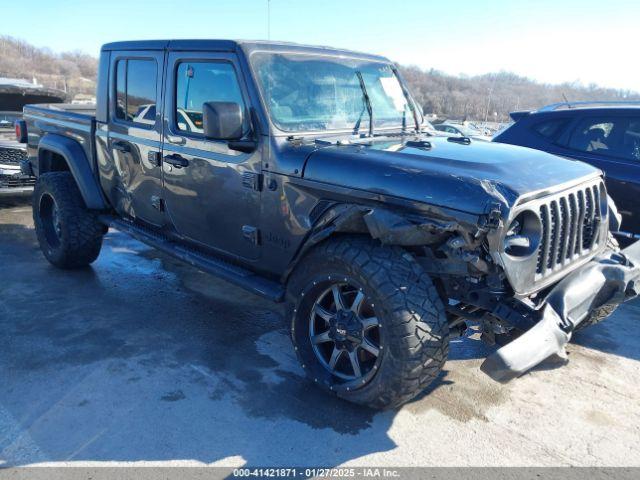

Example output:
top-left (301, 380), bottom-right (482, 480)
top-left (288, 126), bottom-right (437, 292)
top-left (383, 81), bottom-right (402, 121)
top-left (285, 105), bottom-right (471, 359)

top-left (355, 71), bottom-right (374, 137)
top-left (352, 104), bottom-right (366, 136)
top-left (391, 67), bottom-right (421, 134)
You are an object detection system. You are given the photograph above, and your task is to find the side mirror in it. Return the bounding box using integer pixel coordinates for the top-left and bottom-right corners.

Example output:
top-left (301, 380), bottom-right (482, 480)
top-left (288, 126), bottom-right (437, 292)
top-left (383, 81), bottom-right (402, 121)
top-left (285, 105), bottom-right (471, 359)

top-left (202, 101), bottom-right (243, 140)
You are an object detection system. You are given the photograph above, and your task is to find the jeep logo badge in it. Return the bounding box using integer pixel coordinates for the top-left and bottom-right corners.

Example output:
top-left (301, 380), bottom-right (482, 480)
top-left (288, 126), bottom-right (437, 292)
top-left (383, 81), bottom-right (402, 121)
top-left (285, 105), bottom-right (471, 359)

top-left (336, 327), bottom-right (347, 335)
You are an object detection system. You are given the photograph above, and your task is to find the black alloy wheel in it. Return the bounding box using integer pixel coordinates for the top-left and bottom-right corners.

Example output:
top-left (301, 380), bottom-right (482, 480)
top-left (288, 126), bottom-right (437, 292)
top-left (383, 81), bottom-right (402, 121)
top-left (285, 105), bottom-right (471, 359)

top-left (308, 281), bottom-right (383, 386)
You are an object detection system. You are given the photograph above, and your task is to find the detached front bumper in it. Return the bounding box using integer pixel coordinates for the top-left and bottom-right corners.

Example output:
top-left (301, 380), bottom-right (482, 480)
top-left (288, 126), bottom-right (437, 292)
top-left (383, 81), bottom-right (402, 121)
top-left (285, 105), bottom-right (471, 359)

top-left (482, 240), bottom-right (640, 382)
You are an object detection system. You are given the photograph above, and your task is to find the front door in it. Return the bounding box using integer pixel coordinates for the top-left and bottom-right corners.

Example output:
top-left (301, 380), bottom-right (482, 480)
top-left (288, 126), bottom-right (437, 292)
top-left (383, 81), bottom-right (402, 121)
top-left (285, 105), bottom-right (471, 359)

top-left (108, 51), bottom-right (165, 227)
top-left (161, 52), bottom-right (262, 260)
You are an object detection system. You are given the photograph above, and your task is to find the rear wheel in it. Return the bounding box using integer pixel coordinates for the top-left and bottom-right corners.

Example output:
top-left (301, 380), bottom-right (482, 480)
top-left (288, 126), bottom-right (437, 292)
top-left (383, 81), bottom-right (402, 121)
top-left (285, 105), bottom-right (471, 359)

top-left (33, 172), bottom-right (104, 268)
top-left (287, 236), bottom-right (449, 409)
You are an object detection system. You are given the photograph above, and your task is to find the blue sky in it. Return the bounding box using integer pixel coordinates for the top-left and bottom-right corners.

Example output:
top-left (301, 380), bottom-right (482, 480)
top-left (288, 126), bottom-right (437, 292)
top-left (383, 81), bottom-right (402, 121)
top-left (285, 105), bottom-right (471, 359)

top-left (3, 0), bottom-right (638, 91)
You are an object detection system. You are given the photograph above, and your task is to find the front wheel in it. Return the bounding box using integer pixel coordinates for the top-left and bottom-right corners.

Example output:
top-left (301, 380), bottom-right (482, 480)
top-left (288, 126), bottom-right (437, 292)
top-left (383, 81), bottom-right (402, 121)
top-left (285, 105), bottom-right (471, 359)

top-left (287, 236), bottom-right (449, 409)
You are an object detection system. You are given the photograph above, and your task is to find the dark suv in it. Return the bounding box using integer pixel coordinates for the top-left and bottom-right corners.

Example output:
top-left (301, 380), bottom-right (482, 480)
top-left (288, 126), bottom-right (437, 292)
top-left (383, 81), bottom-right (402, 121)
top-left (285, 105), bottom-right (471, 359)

top-left (494, 102), bottom-right (640, 237)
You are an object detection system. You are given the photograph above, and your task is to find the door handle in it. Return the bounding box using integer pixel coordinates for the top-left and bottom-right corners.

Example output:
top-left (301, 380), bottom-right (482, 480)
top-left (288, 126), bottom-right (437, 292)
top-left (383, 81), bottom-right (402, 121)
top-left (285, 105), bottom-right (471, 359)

top-left (112, 141), bottom-right (131, 153)
top-left (164, 154), bottom-right (189, 168)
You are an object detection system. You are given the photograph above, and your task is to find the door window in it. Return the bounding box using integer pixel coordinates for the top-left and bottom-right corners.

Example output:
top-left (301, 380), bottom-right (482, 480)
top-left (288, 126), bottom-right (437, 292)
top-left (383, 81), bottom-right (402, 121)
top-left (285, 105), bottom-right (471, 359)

top-left (174, 61), bottom-right (247, 135)
top-left (532, 118), bottom-right (568, 139)
top-left (566, 116), bottom-right (640, 162)
top-left (621, 119), bottom-right (640, 161)
top-left (114, 59), bottom-right (157, 125)
top-left (566, 117), bottom-right (615, 154)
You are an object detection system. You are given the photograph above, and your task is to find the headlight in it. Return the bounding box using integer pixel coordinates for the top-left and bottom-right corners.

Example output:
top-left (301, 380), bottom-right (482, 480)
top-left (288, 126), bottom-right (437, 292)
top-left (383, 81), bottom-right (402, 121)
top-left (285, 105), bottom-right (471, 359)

top-left (503, 210), bottom-right (541, 257)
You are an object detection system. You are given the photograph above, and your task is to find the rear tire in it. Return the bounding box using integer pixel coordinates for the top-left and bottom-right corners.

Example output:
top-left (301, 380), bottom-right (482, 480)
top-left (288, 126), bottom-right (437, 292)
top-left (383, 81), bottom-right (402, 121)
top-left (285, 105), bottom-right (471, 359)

top-left (287, 236), bottom-right (449, 409)
top-left (33, 172), bottom-right (104, 269)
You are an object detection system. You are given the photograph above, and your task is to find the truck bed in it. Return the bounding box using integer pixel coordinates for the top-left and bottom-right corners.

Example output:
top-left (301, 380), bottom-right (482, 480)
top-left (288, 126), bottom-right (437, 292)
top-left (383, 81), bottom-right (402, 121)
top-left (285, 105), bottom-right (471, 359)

top-left (25, 102), bottom-right (96, 122)
top-left (23, 103), bottom-right (97, 176)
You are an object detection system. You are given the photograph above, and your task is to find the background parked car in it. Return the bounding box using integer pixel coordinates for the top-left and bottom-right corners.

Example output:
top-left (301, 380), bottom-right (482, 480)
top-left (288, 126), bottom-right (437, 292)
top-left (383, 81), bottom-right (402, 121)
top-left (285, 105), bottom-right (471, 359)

top-left (0, 78), bottom-right (65, 195)
top-left (0, 111), bottom-right (32, 194)
top-left (493, 102), bottom-right (640, 237)
top-left (433, 122), bottom-right (492, 141)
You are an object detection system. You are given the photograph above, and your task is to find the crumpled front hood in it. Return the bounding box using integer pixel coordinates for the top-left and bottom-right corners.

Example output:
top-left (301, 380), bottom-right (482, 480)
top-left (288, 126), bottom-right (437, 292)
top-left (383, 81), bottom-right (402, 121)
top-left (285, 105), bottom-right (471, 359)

top-left (302, 136), bottom-right (600, 215)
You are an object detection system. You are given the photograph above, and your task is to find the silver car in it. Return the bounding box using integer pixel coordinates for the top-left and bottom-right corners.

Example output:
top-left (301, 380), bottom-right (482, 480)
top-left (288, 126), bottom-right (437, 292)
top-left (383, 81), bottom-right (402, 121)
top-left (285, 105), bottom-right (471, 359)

top-left (0, 111), bottom-right (34, 195)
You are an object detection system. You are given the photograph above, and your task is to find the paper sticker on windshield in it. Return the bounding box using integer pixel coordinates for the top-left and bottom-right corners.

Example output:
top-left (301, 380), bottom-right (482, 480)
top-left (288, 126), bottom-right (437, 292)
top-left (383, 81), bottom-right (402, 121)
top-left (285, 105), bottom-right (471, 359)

top-left (379, 77), bottom-right (406, 112)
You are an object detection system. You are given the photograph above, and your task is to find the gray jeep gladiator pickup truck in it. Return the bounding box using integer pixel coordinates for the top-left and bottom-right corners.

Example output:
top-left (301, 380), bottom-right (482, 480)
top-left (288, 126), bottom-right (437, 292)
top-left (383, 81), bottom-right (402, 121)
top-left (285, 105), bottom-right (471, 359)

top-left (20, 40), bottom-right (640, 409)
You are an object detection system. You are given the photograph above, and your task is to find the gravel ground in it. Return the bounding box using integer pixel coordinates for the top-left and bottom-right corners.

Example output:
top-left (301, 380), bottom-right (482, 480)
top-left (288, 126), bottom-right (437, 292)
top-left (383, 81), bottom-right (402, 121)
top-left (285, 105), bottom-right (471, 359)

top-left (1, 194), bottom-right (639, 467)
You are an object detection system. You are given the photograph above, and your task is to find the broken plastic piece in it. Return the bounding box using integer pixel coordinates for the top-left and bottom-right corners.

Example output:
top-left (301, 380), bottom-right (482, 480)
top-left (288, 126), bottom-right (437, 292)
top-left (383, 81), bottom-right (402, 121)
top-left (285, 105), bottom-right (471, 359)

top-left (481, 239), bottom-right (640, 382)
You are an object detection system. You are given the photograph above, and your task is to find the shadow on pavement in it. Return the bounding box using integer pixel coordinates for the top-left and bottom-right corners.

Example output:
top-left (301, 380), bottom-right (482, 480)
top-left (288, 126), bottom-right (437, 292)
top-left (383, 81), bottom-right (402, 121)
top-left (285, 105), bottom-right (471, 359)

top-left (2, 218), bottom-right (637, 467)
top-left (571, 301), bottom-right (640, 362)
top-left (0, 194), bottom-right (32, 209)
top-left (1, 226), bottom-right (396, 466)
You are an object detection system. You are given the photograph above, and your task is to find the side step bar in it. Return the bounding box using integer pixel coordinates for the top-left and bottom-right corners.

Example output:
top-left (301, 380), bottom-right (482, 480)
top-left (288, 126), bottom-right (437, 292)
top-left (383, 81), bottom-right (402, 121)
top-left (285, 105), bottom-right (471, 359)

top-left (100, 216), bottom-right (285, 302)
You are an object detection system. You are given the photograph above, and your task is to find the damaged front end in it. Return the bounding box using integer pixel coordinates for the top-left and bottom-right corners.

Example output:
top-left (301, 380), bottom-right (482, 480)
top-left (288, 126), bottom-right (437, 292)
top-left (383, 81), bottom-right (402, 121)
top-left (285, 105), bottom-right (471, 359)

top-left (474, 175), bottom-right (640, 381)
top-left (482, 240), bottom-right (640, 381)
top-left (297, 174), bottom-right (640, 383)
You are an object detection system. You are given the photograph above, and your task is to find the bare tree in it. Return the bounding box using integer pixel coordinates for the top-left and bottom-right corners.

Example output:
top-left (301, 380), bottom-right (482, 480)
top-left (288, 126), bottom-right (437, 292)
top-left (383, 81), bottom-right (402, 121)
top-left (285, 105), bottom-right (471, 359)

top-left (0, 36), bottom-right (97, 98)
top-left (2, 35), bottom-right (638, 118)
top-left (400, 66), bottom-right (640, 121)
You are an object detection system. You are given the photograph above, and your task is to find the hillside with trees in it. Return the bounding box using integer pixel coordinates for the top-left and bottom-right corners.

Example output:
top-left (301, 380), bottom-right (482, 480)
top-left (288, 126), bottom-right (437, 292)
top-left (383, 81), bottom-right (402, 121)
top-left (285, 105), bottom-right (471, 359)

top-left (400, 66), bottom-right (640, 122)
top-left (0, 36), bottom-right (96, 99)
top-left (2, 35), bottom-right (638, 120)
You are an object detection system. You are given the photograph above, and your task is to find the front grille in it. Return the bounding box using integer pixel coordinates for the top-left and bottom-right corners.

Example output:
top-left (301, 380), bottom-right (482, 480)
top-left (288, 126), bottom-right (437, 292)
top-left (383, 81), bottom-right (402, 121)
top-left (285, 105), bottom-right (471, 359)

top-left (0, 147), bottom-right (27, 165)
top-left (535, 180), bottom-right (604, 279)
top-left (0, 175), bottom-right (35, 188)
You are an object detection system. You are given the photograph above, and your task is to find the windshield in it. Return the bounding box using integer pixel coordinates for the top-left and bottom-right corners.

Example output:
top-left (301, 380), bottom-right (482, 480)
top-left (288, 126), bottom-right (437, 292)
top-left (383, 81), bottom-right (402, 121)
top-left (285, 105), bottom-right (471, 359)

top-left (250, 52), bottom-right (418, 133)
top-left (0, 112), bottom-right (21, 129)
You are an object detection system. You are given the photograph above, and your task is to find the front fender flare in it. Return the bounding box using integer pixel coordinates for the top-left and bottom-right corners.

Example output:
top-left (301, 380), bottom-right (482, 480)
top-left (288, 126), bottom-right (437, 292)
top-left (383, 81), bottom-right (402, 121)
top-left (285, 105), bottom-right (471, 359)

top-left (282, 202), bottom-right (464, 283)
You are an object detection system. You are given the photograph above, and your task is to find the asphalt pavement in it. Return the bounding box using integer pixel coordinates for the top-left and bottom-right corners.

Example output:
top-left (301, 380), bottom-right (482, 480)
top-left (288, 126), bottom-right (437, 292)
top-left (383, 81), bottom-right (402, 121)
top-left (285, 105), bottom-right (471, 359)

top-left (1, 194), bottom-right (639, 467)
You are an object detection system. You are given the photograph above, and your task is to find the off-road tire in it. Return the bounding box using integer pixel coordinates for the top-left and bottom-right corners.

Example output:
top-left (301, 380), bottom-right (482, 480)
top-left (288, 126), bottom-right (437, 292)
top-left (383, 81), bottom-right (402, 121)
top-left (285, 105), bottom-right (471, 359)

top-left (574, 233), bottom-right (620, 332)
top-left (287, 236), bottom-right (449, 409)
top-left (575, 304), bottom-right (618, 332)
top-left (33, 172), bottom-right (104, 268)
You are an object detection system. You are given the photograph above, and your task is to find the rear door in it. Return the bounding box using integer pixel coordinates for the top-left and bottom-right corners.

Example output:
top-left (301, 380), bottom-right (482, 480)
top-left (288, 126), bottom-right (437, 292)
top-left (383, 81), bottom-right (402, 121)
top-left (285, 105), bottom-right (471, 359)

top-left (108, 51), bottom-right (165, 227)
top-left (557, 114), bottom-right (640, 234)
top-left (160, 51), bottom-right (262, 260)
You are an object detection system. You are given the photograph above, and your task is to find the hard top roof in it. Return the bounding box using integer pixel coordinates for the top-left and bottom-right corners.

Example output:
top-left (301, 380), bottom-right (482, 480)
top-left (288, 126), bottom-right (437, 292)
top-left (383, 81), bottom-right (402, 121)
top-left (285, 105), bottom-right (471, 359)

top-left (100, 39), bottom-right (390, 62)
